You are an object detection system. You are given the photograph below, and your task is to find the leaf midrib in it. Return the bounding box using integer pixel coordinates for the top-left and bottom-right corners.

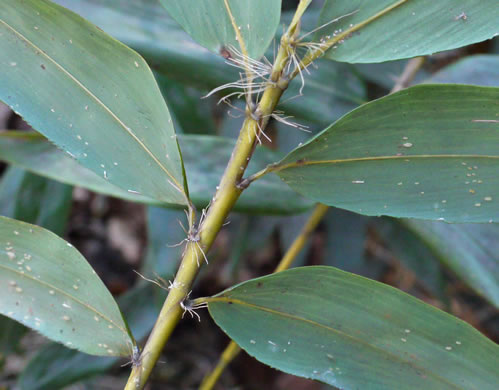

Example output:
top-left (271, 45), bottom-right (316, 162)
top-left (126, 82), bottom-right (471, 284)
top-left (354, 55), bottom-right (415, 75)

top-left (210, 296), bottom-right (467, 389)
top-left (276, 154), bottom-right (499, 172)
top-left (0, 17), bottom-right (185, 198)
top-left (0, 261), bottom-right (127, 335)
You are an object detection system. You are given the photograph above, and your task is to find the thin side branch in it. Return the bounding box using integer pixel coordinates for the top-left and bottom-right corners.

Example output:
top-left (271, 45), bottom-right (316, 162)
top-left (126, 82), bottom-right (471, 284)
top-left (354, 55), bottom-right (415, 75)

top-left (390, 56), bottom-right (425, 94)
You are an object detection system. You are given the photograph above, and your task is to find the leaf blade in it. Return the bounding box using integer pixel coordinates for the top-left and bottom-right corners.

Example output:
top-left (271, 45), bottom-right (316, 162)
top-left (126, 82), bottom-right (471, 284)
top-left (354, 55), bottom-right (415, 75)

top-left (275, 85), bottom-right (499, 222)
top-left (0, 216), bottom-right (133, 357)
top-left (159, 0), bottom-right (281, 59)
top-left (318, 0), bottom-right (499, 63)
top-left (207, 266), bottom-right (499, 389)
top-left (0, 0), bottom-right (187, 205)
top-left (52, 0), bottom-right (366, 127)
top-left (0, 132), bottom-right (314, 215)
top-left (401, 219), bottom-right (499, 308)
top-left (18, 283), bottom-right (165, 390)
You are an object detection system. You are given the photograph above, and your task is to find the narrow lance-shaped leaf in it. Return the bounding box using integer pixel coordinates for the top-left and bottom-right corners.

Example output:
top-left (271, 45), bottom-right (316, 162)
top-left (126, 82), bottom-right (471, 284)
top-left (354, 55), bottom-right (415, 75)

top-left (0, 167), bottom-right (73, 361)
top-left (317, 0), bottom-right (499, 63)
top-left (0, 167), bottom-right (73, 236)
top-left (159, 0), bottom-right (282, 59)
top-left (0, 132), bottom-right (314, 215)
top-left (17, 283), bottom-right (166, 390)
top-left (0, 216), bottom-right (133, 357)
top-left (401, 219), bottom-right (499, 308)
top-left (206, 266), bottom-right (499, 389)
top-left (425, 55), bottom-right (499, 87)
top-left (273, 85), bottom-right (499, 223)
top-left (52, 0), bottom-right (365, 127)
top-left (0, 0), bottom-right (188, 206)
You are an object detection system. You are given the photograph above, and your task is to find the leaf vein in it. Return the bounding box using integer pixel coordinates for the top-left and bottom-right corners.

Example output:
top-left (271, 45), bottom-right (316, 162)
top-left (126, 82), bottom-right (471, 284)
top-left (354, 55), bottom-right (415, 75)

top-left (0, 18), bottom-right (185, 197)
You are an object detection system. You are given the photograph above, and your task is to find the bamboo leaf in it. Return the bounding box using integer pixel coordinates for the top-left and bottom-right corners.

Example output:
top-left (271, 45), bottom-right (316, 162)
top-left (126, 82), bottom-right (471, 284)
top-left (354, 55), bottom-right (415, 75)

top-left (374, 218), bottom-right (448, 302)
top-left (0, 167), bottom-right (73, 236)
top-left (274, 85), bottom-right (499, 222)
top-left (0, 132), bottom-right (313, 215)
top-left (318, 0), bottom-right (499, 63)
top-left (323, 208), bottom-right (375, 277)
top-left (52, 0), bottom-right (366, 127)
top-left (401, 219), bottom-right (499, 308)
top-left (159, 0), bottom-right (281, 59)
top-left (18, 283), bottom-right (165, 390)
top-left (0, 167), bottom-right (73, 362)
top-left (206, 266), bottom-right (499, 389)
top-left (425, 55), bottom-right (499, 87)
top-left (0, 0), bottom-right (188, 206)
top-left (353, 59), bottom-right (430, 90)
top-left (0, 132), bottom-right (159, 205)
top-left (141, 207), bottom-right (186, 277)
top-left (0, 216), bottom-right (133, 357)
top-left (0, 313), bottom-right (28, 357)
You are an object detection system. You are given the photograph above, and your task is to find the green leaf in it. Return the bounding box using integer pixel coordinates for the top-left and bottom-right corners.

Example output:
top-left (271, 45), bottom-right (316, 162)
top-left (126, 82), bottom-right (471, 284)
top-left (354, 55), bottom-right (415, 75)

top-left (425, 55), bottom-right (499, 87)
top-left (0, 132), bottom-right (159, 205)
top-left (274, 85), bottom-right (499, 222)
top-left (0, 167), bottom-right (73, 236)
top-left (180, 136), bottom-right (313, 214)
top-left (374, 218), bottom-right (448, 302)
top-left (0, 216), bottom-right (133, 357)
top-left (18, 282), bottom-right (165, 390)
top-left (0, 313), bottom-right (28, 356)
top-left (159, 0), bottom-right (281, 59)
top-left (0, 168), bottom-right (73, 364)
top-left (0, 0), bottom-right (188, 206)
top-left (18, 342), bottom-right (114, 390)
top-left (141, 207), bottom-right (186, 277)
top-left (352, 59), bottom-right (430, 90)
top-left (323, 208), bottom-right (378, 277)
top-left (155, 73), bottom-right (217, 135)
top-left (206, 266), bottom-right (499, 389)
top-left (318, 0), bottom-right (499, 63)
top-left (53, 0), bottom-right (236, 90)
top-left (283, 59), bottom-right (366, 126)
top-left (52, 0), bottom-right (365, 127)
top-left (401, 219), bottom-right (499, 308)
top-left (0, 132), bottom-right (314, 215)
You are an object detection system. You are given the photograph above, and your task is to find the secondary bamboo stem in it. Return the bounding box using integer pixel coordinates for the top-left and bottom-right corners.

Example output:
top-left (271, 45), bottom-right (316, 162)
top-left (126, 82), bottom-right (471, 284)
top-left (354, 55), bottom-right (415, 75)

top-left (198, 203), bottom-right (330, 390)
top-left (390, 56), bottom-right (425, 93)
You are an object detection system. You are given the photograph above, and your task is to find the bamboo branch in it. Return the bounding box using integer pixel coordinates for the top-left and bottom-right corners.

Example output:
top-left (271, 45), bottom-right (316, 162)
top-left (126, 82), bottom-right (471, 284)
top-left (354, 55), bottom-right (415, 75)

top-left (390, 56), bottom-right (425, 93)
top-left (197, 44), bottom-right (429, 390)
top-left (124, 1), bottom-right (313, 388)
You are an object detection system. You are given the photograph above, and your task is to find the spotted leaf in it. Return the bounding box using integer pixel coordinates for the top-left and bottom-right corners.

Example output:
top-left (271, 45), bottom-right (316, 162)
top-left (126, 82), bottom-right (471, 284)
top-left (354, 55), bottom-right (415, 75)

top-left (0, 216), bottom-right (133, 356)
top-left (273, 85), bottom-right (499, 222)
top-left (317, 0), bottom-right (499, 63)
top-left (0, 0), bottom-right (188, 206)
top-left (206, 266), bottom-right (499, 389)
top-left (159, 0), bottom-right (281, 60)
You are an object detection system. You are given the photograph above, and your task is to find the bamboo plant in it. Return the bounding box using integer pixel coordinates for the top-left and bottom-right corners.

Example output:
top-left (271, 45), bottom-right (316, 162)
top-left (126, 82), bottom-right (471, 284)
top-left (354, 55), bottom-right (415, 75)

top-left (1, 0), bottom-right (498, 389)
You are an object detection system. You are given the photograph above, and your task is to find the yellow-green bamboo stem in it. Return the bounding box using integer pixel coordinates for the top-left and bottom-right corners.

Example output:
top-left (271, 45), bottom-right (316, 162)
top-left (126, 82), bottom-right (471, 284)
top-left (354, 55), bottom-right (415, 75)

top-left (125, 89), bottom-right (286, 390)
top-left (197, 43), bottom-right (428, 390)
top-left (274, 203), bottom-right (329, 272)
top-left (123, 3), bottom-right (315, 388)
top-left (198, 203), bottom-right (329, 390)
top-left (199, 341), bottom-right (241, 390)
top-left (390, 56), bottom-right (425, 93)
